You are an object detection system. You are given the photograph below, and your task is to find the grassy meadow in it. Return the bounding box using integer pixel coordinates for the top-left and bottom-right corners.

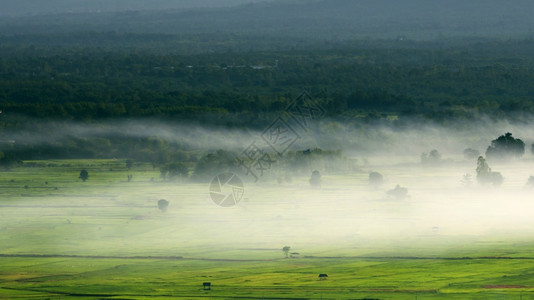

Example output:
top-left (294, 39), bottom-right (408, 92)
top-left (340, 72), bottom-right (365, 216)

top-left (1, 159), bottom-right (534, 299)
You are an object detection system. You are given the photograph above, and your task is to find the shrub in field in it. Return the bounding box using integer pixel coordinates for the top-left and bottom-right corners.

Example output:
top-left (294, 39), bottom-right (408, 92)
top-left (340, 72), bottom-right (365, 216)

top-left (421, 149), bottom-right (441, 165)
top-left (387, 184), bottom-right (408, 199)
top-left (369, 171), bottom-right (384, 187)
top-left (79, 169), bottom-right (89, 182)
top-left (309, 170), bottom-right (321, 187)
top-left (282, 246), bottom-right (291, 258)
top-left (158, 199), bottom-right (169, 212)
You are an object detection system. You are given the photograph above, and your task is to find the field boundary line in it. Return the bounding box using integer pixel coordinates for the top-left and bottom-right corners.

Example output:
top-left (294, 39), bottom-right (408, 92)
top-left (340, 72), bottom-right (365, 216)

top-left (3, 253), bottom-right (534, 261)
top-left (0, 254), bottom-right (276, 262)
top-left (304, 255), bottom-right (534, 260)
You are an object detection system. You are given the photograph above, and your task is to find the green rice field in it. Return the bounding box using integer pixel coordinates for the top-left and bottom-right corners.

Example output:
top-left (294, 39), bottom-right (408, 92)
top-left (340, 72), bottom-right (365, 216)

top-left (1, 159), bottom-right (534, 299)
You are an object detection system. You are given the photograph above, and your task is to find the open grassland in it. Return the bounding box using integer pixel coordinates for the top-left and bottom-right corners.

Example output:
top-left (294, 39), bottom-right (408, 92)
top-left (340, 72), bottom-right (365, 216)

top-left (1, 159), bottom-right (534, 299)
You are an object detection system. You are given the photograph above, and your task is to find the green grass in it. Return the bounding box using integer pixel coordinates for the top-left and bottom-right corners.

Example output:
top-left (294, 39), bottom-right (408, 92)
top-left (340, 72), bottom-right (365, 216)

top-left (3, 256), bottom-right (534, 299)
top-left (1, 159), bottom-right (534, 299)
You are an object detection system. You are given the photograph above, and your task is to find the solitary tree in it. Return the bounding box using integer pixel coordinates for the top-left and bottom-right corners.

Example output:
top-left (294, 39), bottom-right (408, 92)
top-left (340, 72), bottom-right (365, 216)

top-left (476, 156), bottom-right (503, 186)
top-left (369, 171), bottom-right (384, 187)
top-left (476, 156), bottom-right (490, 179)
top-left (387, 185), bottom-right (408, 200)
top-left (486, 132), bottom-right (525, 160)
top-left (158, 199), bottom-right (169, 212)
top-left (79, 169), bottom-right (89, 182)
top-left (282, 246), bottom-right (291, 258)
top-left (421, 149), bottom-right (441, 165)
top-left (309, 170), bottom-right (321, 187)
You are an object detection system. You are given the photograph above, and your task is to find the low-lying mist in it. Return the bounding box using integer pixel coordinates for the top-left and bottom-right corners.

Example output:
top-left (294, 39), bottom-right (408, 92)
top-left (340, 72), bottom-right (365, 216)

top-left (3, 116), bottom-right (534, 159)
top-left (2, 116), bottom-right (534, 257)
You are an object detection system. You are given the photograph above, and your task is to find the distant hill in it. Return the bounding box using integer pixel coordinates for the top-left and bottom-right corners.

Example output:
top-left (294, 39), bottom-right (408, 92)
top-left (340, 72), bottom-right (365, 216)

top-left (0, 0), bottom-right (273, 16)
top-left (1, 0), bottom-right (533, 42)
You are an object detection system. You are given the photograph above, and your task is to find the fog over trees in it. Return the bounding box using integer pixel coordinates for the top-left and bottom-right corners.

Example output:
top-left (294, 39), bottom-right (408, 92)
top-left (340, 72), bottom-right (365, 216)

top-left (3, 1), bottom-right (534, 298)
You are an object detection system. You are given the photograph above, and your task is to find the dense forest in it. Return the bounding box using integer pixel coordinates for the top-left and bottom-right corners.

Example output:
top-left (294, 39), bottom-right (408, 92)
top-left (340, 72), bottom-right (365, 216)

top-left (2, 38), bottom-right (534, 175)
top-left (1, 0), bottom-right (534, 179)
top-left (1, 39), bottom-right (534, 121)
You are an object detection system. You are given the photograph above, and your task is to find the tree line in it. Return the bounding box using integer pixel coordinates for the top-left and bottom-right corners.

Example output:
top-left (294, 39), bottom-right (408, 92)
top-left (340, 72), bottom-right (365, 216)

top-left (2, 40), bottom-right (534, 122)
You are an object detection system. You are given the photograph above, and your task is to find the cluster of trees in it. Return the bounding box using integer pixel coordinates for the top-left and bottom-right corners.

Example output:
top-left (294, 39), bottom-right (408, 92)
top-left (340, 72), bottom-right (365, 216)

top-left (462, 132), bottom-right (529, 186)
top-left (368, 132), bottom-right (531, 193)
top-left (474, 132), bottom-right (526, 186)
top-left (49, 147), bottom-right (347, 184)
top-left (160, 162), bottom-right (189, 179)
top-left (190, 148), bottom-right (348, 183)
top-left (485, 132), bottom-right (525, 160)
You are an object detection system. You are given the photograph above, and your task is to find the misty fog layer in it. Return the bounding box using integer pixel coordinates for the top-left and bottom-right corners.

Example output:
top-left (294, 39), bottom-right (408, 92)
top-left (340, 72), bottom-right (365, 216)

top-left (2, 117), bottom-right (533, 158)
top-left (2, 117), bottom-right (534, 256)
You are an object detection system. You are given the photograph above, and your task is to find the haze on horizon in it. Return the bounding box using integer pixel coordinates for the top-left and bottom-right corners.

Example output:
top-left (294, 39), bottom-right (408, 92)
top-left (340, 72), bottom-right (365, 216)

top-left (0, 0), bottom-right (274, 16)
top-left (1, 0), bottom-right (534, 42)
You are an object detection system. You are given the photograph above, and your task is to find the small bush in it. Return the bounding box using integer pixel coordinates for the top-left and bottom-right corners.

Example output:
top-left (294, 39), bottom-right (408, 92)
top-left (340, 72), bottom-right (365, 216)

top-left (158, 199), bottom-right (169, 212)
top-left (309, 170), bottom-right (321, 187)
top-left (387, 185), bottom-right (408, 200)
top-left (369, 172), bottom-right (384, 187)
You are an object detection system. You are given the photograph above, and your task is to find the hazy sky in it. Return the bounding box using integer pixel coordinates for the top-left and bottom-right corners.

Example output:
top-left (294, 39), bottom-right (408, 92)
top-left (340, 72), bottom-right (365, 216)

top-left (0, 0), bottom-right (274, 16)
top-left (2, 0), bottom-right (533, 41)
